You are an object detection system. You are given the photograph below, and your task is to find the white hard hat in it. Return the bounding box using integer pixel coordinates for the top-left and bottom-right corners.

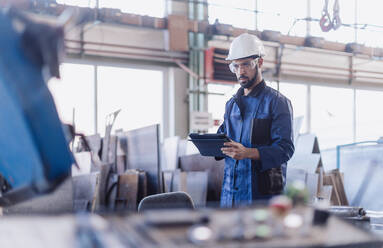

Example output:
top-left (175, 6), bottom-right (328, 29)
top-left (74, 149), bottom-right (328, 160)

top-left (226, 33), bottom-right (266, 61)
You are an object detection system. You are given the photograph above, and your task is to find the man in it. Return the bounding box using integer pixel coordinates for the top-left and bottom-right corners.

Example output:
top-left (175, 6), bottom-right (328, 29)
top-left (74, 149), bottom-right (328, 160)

top-left (217, 33), bottom-right (294, 208)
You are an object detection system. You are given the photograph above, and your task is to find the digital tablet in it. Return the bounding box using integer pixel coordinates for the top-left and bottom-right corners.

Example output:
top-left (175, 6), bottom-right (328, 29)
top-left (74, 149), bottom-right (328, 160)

top-left (188, 133), bottom-right (230, 157)
top-left (189, 133), bottom-right (230, 140)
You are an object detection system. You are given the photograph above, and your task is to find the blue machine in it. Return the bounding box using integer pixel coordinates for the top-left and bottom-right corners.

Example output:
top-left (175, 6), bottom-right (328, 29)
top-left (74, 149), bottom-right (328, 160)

top-left (0, 10), bottom-right (74, 206)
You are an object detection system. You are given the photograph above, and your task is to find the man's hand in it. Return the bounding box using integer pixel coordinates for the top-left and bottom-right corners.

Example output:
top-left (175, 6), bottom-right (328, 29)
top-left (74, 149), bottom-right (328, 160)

top-left (221, 141), bottom-right (260, 160)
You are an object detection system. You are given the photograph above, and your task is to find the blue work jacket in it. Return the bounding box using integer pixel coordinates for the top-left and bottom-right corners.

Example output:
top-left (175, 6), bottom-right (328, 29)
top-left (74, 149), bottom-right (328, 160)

top-left (217, 80), bottom-right (294, 207)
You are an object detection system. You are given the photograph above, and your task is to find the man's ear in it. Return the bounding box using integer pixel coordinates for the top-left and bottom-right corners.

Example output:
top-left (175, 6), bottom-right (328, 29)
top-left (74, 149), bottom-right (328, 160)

top-left (258, 57), bottom-right (264, 68)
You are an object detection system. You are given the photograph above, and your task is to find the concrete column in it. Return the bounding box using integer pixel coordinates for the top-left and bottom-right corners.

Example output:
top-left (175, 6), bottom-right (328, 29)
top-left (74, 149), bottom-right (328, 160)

top-left (166, 0), bottom-right (189, 17)
top-left (189, 0), bottom-right (209, 116)
top-left (306, 0), bottom-right (311, 36)
top-left (167, 67), bottom-right (189, 138)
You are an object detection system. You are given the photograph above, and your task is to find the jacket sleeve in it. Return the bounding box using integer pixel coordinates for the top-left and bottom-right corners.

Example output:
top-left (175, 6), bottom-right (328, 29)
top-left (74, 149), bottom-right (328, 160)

top-left (256, 96), bottom-right (295, 171)
top-left (217, 100), bottom-right (230, 135)
top-left (217, 121), bottom-right (226, 134)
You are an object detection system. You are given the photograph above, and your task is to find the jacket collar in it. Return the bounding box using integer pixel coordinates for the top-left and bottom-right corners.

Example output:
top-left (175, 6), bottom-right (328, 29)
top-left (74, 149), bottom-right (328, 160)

top-left (232, 80), bottom-right (266, 119)
top-left (234, 79), bottom-right (266, 98)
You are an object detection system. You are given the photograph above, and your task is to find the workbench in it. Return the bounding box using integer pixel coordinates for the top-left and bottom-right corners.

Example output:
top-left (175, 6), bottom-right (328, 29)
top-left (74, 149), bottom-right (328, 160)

top-left (0, 207), bottom-right (382, 248)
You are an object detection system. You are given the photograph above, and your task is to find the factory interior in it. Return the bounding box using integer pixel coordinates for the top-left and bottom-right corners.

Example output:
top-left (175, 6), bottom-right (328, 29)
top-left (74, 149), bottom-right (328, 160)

top-left (2, 0), bottom-right (383, 247)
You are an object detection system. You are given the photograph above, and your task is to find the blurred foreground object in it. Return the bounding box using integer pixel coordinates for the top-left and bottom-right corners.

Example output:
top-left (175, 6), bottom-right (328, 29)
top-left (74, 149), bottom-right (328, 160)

top-left (285, 180), bottom-right (309, 206)
top-left (0, 8), bottom-right (74, 206)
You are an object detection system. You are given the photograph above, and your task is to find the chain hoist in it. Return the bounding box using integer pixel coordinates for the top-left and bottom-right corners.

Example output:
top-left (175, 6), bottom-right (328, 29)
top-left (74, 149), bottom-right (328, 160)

top-left (332, 0), bottom-right (342, 30)
top-left (320, 0), bottom-right (341, 32)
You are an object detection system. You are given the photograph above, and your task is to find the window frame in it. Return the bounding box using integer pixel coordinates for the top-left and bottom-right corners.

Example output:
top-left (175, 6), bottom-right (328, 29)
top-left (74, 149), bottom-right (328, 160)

top-left (60, 57), bottom-right (170, 141)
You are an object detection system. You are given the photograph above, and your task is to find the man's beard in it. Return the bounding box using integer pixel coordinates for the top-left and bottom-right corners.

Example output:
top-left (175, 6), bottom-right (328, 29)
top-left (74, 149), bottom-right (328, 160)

top-left (238, 65), bottom-right (258, 89)
top-left (239, 76), bottom-right (256, 89)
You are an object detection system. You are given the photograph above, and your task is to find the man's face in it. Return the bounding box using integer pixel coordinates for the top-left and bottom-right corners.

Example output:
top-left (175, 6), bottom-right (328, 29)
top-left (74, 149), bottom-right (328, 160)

top-left (230, 57), bottom-right (259, 87)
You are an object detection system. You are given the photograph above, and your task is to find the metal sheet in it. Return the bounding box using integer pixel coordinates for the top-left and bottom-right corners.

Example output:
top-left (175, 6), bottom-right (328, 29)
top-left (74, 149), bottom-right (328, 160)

top-left (162, 136), bottom-right (180, 171)
top-left (185, 171), bottom-right (208, 208)
top-left (116, 171), bottom-right (139, 211)
top-left (125, 124), bottom-right (161, 196)
top-left (72, 173), bottom-right (98, 212)
top-left (179, 154), bottom-right (224, 203)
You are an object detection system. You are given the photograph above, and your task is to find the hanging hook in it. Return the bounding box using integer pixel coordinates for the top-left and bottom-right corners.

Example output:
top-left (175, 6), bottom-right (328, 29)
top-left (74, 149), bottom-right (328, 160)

top-left (320, 0), bottom-right (333, 32)
top-left (332, 0), bottom-right (342, 30)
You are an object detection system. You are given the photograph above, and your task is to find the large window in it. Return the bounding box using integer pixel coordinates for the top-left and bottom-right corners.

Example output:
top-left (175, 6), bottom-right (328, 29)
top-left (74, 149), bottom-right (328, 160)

top-left (97, 66), bottom-right (163, 135)
top-left (48, 63), bottom-right (95, 135)
top-left (98, 0), bottom-right (165, 18)
top-left (207, 0), bottom-right (383, 48)
top-left (356, 0), bottom-right (383, 48)
top-left (207, 81), bottom-right (383, 149)
top-left (257, 0), bottom-right (307, 36)
top-left (56, 0), bottom-right (97, 8)
top-left (279, 82), bottom-right (308, 133)
top-left (356, 89), bottom-right (383, 141)
top-left (207, 83), bottom-right (240, 132)
top-left (56, 0), bottom-right (166, 17)
top-left (310, 85), bottom-right (354, 149)
top-left (208, 0), bottom-right (256, 30)
top-left (49, 63), bottom-right (164, 137)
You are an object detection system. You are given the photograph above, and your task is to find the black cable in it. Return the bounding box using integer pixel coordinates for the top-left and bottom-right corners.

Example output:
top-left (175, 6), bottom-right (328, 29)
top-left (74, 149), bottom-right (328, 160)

top-left (105, 181), bottom-right (118, 206)
top-left (167, 0), bottom-right (383, 31)
top-left (51, 0), bottom-right (383, 33)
